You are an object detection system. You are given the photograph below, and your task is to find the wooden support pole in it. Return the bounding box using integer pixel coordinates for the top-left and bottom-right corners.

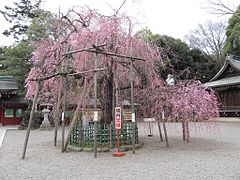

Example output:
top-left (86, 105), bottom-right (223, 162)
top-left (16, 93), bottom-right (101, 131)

top-left (61, 77), bottom-right (67, 152)
top-left (29, 68), bottom-right (106, 82)
top-left (186, 119), bottom-right (190, 143)
top-left (61, 76), bottom-right (67, 152)
top-left (162, 111), bottom-right (169, 148)
top-left (84, 49), bottom-right (146, 61)
top-left (54, 79), bottom-right (62, 146)
top-left (130, 60), bottom-right (136, 154)
top-left (22, 80), bottom-right (40, 159)
top-left (182, 118), bottom-right (186, 141)
top-left (54, 6), bottom-right (62, 147)
top-left (64, 83), bottom-right (86, 151)
top-left (63, 47), bottom-right (146, 61)
top-left (63, 43), bottom-right (107, 56)
top-left (157, 121), bottom-right (163, 142)
top-left (93, 44), bottom-right (99, 158)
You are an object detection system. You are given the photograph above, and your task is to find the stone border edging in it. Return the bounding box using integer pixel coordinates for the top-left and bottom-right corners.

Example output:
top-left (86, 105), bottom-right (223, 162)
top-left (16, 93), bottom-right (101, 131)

top-left (0, 128), bottom-right (18, 148)
top-left (0, 129), bottom-right (7, 148)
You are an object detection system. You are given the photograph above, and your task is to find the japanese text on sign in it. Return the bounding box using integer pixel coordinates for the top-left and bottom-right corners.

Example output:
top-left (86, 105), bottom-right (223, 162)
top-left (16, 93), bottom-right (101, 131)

top-left (115, 107), bottom-right (122, 129)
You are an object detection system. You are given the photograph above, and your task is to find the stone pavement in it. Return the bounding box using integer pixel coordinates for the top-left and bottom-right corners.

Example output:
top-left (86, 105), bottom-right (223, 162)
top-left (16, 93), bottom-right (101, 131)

top-left (0, 125), bottom-right (18, 148)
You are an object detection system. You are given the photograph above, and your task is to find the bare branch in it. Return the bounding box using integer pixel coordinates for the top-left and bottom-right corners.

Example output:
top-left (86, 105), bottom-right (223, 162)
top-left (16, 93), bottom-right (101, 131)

top-left (116, 0), bottom-right (127, 14)
top-left (205, 0), bottom-right (238, 17)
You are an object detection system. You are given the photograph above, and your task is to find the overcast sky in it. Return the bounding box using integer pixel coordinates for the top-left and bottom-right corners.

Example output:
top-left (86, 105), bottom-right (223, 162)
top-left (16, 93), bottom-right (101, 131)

top-left (0, 0), bottom-right (238, 46)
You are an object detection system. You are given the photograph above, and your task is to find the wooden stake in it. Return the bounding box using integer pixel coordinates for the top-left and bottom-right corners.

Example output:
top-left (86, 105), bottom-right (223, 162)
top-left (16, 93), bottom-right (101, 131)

top-left (162, 111), bottom-right (169, 148)
top-left (182, 118), bottom-right (186, 141)
top-left (64, 82), bottom-right (87, 151)
top-left (130, 60), bottom-right (136, 154)
top-left (22, 80), bottom-right (40, 159)
top-left (157, 121), bottom-right (163, 142)
top-left (93, 42), bottom-right (99, 158)
top-left (54, 4), bottom-right (62, 147)
top-left (186, 119), bottom-right (190, 143)
top-left (61, 76), bottom-right (67, 152)
top-left (54, 79), bottom-right (62, 146)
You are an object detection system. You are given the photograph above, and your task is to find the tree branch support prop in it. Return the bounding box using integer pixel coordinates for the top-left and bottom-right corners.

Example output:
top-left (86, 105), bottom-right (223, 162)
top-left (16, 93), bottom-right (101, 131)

top-left (61, 76), bottom-right (67, 152)
top-left (130, 59), bottom-right (136, 154)
top-left (54, 8), bottom-right (62, 147)
top-left (162, 111), bottom-right (169, 148)
top-left (22, 80), bottom-right (40, 159)
top-left (63, 47), bottom-right (146, 62)
top-left (63, 43), bottom-right (107, 56)
top-left (64, 81), bottom-right (87, 151)
top-left (53, 79), bottom-right (62, 146)
top-left (186, 119), bottom-right (190, 143)
top-left (93, 49), bottom-right (99, 158)
top-left (182, 117), bottom-right (186, 141)
top-left (157, 121), bottom-right (163, 142)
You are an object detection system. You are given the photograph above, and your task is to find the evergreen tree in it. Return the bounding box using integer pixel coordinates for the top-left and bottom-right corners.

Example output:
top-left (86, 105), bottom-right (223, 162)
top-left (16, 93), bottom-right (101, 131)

top-left (0, 9), bottom-right (54, 95)
top-left (0, 0), bottom-right (42, 39)
top-left (135, 28), bottom-right (219, 82)
top-left (0, 41), bottom-right (33, 95)
top-left (224, 6), bottom-right (240, 56)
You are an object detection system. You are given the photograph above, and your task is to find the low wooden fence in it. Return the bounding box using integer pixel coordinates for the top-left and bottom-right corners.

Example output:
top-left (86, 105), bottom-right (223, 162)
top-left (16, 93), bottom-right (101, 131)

top-left (70, 122), bottom-right (138, 148)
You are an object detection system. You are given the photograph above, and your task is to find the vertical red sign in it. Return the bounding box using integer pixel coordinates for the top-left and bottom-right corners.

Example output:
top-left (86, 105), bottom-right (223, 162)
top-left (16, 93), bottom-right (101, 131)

top-left (115, 107), bottom-right (122, 129)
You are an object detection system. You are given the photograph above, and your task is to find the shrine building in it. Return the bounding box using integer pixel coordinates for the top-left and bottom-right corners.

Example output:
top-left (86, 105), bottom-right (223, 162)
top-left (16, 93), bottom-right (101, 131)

top-left (0, 76), bottom-right (27, 125)
top-left (204, 55), bottom-right (240, 116)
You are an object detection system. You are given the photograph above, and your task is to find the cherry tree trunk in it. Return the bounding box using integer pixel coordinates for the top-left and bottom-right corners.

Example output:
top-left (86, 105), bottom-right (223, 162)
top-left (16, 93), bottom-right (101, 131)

top-left (101, 59), bottom-right (114, 124)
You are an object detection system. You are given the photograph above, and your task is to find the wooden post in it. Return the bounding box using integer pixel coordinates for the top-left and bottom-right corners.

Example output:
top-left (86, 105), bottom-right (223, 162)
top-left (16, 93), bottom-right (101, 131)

top-left (162, 111), bottom-right (169, 148)
top-left (61, 76), bottom-right (67, 152)
top-left (54, 5), bottom-right (62, 147)
top-left (22, 80), bottom-right (40, 159)
top-left (186, 119), bottom-right (190, 143)
top-left (182, 117), bottom-right (186, 141)
top-left (93, 44), bottom-right (99, 158)
top-left (157, 121), bottom-right (163, 142)
top-left (130, 59), bottom-right (136, 154)
top-left (64, 83), bottom-right (87, 151)
top-left (54, 79), bottom-right (62, 146)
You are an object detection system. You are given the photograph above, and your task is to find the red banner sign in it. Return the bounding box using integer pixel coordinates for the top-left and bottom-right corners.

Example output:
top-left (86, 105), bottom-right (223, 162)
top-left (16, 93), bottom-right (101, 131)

top-left (115, 107), bottom-right (122, 129)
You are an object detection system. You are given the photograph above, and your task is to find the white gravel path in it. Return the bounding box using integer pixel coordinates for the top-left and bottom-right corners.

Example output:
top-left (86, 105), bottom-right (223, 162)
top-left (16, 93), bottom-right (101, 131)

top-left (0, 122), bottom-right (240, 180)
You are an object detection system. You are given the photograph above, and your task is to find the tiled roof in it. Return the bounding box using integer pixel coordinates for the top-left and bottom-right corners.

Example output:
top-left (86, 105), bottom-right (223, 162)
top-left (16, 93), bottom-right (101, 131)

top-left (0, 76), bottom-right (18, 91)
top-left (204, 75), bottom-right (240, 88)
top-left (210, 55), bottom-right (240, 81)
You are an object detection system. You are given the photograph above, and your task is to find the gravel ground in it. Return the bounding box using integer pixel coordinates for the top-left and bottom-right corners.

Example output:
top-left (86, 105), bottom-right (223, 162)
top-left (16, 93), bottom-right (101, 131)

top-left (0, 122), bottom-right (240, 180)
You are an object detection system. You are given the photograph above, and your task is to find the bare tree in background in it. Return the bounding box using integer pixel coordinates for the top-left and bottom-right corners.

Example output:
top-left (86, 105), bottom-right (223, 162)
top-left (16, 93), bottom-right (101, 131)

top-left (205, 0), bottom-right (239, 18)
top-left (185, 20), bottom-right (226, 62)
